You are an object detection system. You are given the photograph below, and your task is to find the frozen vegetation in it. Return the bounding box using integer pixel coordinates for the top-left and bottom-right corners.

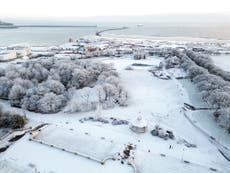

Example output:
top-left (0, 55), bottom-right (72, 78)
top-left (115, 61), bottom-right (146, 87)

top-left (0, 58), bottom-right (127, 113)
top-left (211, 55), bottom-right (230, 73)
top-left (162, 49), bottom-right (230, 132)
top-left (0, 104), bottom-right (26, 129)
top-left (0, 35), bottom-right (230, 173)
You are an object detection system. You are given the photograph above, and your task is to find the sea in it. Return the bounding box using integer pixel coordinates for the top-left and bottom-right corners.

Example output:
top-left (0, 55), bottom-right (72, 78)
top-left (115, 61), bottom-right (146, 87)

top-left (1, 21), bottom-right (230, 46)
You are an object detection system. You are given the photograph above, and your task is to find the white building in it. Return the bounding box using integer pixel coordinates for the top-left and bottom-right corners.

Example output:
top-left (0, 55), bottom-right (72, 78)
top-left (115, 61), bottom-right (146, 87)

top-left (0, 51), bottom-right (17, 62)
top-left (130, 116), bottom-right (147, 133)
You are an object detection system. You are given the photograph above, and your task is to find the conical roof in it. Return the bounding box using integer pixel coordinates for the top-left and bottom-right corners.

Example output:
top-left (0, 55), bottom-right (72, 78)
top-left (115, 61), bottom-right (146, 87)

top-left (132, 115), bottom-right (147, 128)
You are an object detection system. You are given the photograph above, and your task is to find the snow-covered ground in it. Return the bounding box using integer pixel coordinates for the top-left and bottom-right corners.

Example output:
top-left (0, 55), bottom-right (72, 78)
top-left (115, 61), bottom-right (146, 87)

top-left (1, 35), bottom-right (230, 172)
top-left (0, 54), bottom-right (230, 173)
top-left (211, 55), bottom-right (230, 72)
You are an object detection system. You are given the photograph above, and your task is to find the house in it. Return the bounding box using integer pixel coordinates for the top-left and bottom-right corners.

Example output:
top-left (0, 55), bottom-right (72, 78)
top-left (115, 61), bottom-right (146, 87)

top-left (0, 51), bottom-right (17, 62)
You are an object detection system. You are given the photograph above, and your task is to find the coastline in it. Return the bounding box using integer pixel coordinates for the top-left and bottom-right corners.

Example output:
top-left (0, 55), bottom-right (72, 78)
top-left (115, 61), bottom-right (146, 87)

top-left (1, 24), bottom-right (230, 46)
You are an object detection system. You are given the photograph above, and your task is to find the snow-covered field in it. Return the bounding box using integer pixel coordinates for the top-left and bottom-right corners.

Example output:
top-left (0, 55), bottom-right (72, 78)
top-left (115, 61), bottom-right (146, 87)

top-left (211, 55), bottom-right (230, 72)
top-left (0, 36), bottom-right (230, 173)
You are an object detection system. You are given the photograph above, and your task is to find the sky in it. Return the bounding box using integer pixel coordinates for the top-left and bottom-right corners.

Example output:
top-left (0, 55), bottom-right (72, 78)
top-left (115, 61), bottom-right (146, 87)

top-left (0, 0), bottom-right (230, 18)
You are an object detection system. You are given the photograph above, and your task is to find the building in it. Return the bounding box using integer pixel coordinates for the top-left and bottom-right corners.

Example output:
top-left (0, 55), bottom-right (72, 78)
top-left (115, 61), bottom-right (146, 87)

top-left (130, 116), bottom-right (147, 133)
top-left (0, 51), bottom-right (17, 62)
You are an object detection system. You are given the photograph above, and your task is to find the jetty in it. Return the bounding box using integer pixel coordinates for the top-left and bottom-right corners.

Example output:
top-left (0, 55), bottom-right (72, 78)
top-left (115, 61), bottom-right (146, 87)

top-left (16, 25), bottom-right (97, 28)
top-left (96, 27), bottom-right (128, 36)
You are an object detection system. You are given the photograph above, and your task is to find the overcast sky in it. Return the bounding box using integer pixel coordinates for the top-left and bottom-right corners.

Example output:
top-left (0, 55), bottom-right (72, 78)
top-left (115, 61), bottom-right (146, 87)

top-left (0, 0), bottom-right (230, 18)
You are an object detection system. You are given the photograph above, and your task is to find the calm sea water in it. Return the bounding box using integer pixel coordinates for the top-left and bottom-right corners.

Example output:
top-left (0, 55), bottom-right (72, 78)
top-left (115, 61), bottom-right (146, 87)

top-left (1, 23), bottom-right (230, 46)
top-left (0, 27), bottom-right (102, 46)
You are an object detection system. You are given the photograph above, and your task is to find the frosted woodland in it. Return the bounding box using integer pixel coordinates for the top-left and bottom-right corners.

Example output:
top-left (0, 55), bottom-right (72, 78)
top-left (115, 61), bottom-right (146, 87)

top-left (0, 58), bottom-right (127, 114)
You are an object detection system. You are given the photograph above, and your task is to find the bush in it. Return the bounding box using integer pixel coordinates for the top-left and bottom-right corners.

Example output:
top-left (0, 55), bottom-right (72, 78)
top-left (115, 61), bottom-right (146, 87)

top-left (165, 56), bottom-right (181, 69)
top-left (208, 90), bottom-right (230, 108)
top-left (38, 93), bottom-right (67, 114)
top-left (133, 52), bottom-right (146, 60)
top-left (8, 114), bottom-right (26, 129)
top-left (9, 85), bottom-right (26, 107)
top-left (21, 94), bottom-right (41, 112)
top-left (0, 107), bottom-right (26, 129)
top-left (0, 77), bottom-right (13, 99)
top-left (68, 69), bottom-right (90, 89)
top-left (42, 80), bottom-right (65, 95)
top-left (0, 67), bottom-right (5, 77)
top-left (187, 65), bottom-right (207, 79)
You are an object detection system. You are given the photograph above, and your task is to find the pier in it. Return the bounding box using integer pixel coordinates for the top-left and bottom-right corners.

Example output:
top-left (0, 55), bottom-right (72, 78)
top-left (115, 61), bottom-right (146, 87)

top-left (16, 25), bottom-right (97, 28)
top-left (96, 27), bottom-right (128, 36)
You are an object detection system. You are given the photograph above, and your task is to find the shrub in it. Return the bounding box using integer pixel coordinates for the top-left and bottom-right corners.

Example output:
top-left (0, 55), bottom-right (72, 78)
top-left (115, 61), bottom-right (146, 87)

top-left (165, 56), bottom-right (181, 69)
top-left (187, 65), bottom-right (207, 79)
top-left (0, 67), bottom-right (5, 77)
top-left (0, 77), bottom-right (13, 99)
top-left (21, 94), bottom-right (41, 112)
top-left (37, 93), bottom-right (67, 113)
top-left (0, 107), bottom-right (26, 129)
top-left (68, 69), bottom-right (90, 89)
top-left (42, 80), bottom-right (65, 95)
top-left (9, 85), bottom-right (26, 107)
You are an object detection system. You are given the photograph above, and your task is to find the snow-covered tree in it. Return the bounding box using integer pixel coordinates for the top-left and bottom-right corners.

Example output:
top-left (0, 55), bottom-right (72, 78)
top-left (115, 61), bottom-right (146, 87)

top-left (65, 87), bottom-right (98, 112)
top-left (18, 67), bottom-right (33, 80)
top-left (208, 90), bottom-right (230, 108)
top-left (13, 78), bottom-right (34, 89)
top-left (21, 94), bottom-right (41, 112)
top-left (30, 63), bottom-right (49, 82)
top-left (97, 70), bottom-right (118, 83)
top-left (0, 57), bottom-right (127, 113)
top-left (104, 76), bottom-right (119, 87)
top-left (133, 51), bottom-right (146, 60)
top-left (40, 58), bottom-right (54, 70)
top-left (5, 66), bottom-right (20, 80)
top-left (9, 85), bottom-right (26, 107)
top-left (43, 79), bottom-right (65, 95)
top-left (38, 93), bottom-right (67, 113)
top-left (57, 63), bottom-right (73, 86)
top-left (102, 83), bottom-right (118, 101)
top-left (69, 68), bottom-right (89, 89)
top-left (49, 68), bottom-right (61, 81)
top-left (193, 73), bottom-right (210, 84)
top-left (0, 77), bottom-right (13, 99)
top-left (165, 56), bottom-right (181, 69)
top-left (0, 67), bottom-right (5, 77)
top-left (116, 87), bottom-right (128, 106)
top-left (35, 84), bottom-right (50, 96)
top-left (188, 65), bottom-right (206, 79)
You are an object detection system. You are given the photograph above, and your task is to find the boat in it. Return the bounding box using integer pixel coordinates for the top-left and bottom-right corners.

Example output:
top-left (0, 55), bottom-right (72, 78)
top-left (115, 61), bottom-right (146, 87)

top-left (0, 21), bottom-right (18, 29)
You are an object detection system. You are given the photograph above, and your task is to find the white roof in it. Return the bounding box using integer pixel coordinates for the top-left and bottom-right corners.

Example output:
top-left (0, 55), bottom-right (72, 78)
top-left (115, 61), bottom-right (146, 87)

top-left (131, 116), bottom-right (147, 128)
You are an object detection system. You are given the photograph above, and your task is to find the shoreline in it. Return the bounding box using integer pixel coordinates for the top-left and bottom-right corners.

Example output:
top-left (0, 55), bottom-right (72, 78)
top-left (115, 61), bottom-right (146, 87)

top-left (1, 34), bottom-right (230, 47)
